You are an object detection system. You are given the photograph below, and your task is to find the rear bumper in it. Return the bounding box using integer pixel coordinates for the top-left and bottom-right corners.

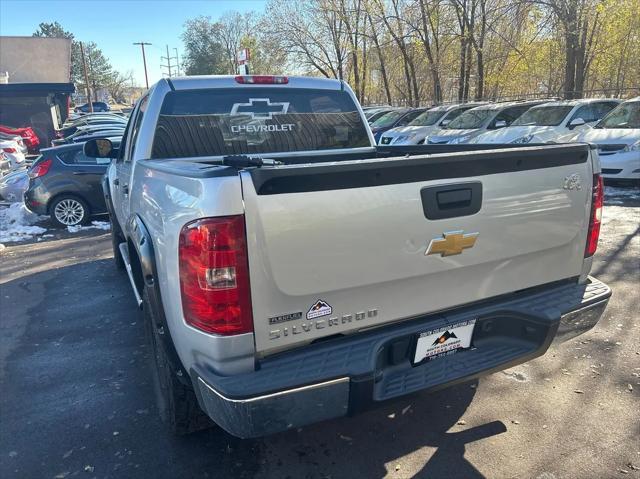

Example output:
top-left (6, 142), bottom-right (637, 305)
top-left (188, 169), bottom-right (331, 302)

top-left (600, 151), bottom-right (640, 180)
top-left (23, 179), bottom-right (50, 215)
top-left (192, 276), bottom-right (611, 438)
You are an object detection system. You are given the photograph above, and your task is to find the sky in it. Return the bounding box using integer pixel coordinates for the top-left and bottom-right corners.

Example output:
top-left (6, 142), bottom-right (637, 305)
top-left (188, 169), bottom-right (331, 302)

top-left (0, 0), bottom-right (267, 86)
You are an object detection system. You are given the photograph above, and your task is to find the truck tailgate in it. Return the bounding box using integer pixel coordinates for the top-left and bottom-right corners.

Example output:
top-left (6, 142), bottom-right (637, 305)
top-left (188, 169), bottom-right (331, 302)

top-left (241, 144), bottom-right (593, 355)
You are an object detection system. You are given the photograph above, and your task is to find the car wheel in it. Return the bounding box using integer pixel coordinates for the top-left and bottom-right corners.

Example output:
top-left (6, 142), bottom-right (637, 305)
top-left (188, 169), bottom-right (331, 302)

top-left (143, 289), bottom-right (214, 435)
top-left (109, 213), bottom-right (125, 270)
top-left (111, 228), bottom-right (125, 270)
top-left (50, 195), bottom-right (89, 228)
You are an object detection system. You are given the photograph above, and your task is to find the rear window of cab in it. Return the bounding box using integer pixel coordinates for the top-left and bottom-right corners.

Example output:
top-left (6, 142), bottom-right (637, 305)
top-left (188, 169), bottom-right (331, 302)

top-left (151, 88), bottom-right (371, 159)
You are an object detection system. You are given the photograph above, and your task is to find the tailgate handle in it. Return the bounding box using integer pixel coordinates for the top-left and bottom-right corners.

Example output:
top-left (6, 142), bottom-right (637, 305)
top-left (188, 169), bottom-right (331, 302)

top-left (437, 188), bottom-right (472, 209)
top-left (421, 182), bottom-right (482, 220)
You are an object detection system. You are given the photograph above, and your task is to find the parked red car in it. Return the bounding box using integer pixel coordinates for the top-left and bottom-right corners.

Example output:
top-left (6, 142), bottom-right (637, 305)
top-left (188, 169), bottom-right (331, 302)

top-left (0, 125), bottom-right (40, 152)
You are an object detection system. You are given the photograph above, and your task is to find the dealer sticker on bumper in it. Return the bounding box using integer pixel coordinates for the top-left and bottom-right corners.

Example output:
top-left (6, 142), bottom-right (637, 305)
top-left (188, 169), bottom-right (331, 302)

top-left (413, 319), bottom-right (476, 364)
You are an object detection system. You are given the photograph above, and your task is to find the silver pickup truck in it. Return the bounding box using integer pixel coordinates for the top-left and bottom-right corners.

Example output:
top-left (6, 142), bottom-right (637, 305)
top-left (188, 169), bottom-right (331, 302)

top-left (85, 75), bottom-right (611, 438)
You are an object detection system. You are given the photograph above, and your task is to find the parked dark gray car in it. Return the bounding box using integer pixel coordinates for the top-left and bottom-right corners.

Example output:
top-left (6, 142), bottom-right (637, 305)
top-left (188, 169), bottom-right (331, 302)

top-left (24, 139), bottom-right (120, 227)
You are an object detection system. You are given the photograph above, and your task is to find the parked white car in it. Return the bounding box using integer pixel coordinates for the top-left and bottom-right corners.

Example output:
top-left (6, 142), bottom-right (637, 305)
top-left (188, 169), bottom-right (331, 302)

top-left (0, 167), bottom-right (29, 202)
top-left (426, 100), bottom-right (548, 144)
top-left (469, 98), bottom-right (621, 144)
top-left (379, 103), bottom-right (484, 145)
top-left (0, 139), bottom-right (26, 167)
top-left (558, 97), bottom-right (640, 181)
top-left (0, 133), bottom-right (28, 156)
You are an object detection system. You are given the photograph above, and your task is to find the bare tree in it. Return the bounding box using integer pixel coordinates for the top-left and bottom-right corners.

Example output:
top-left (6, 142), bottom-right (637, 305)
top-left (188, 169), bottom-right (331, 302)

top-left (262, 0), bottom-right (348, 78)
top-left (373, 0), bottom-right (421, 105)
top-left (364, 3), bottom-right (393, 104)
top-left (530, 0), bottom-right (604, 98)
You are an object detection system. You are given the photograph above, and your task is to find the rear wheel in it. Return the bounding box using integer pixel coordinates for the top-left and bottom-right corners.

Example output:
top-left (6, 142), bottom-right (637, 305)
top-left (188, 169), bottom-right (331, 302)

top-left (143, 289), bottom-right (214, 435)
top-left (109, 216), bottom-right (125, 270)
top-left (111, 229), bottom-right (125, 270)
top-left (50, 195), bottom-right (89, 228)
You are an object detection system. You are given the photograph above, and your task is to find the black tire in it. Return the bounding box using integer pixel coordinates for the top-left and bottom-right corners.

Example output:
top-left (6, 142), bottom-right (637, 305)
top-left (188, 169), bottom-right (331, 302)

top-left (143, 290), bottom-right (214, 435)
top-left (110, 219), bottom-right (125, 270)
top-left (49, 195), bottom-right (90, 228)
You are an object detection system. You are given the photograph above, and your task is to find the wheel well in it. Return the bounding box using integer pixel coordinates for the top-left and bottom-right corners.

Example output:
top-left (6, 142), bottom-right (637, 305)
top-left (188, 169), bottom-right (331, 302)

top-left (47, 192), bottom-right (91, 216)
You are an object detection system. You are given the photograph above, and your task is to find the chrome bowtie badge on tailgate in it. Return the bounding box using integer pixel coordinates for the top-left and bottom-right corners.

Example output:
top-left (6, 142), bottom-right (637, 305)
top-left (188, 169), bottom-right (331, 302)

top-left (425, 231), bottom-right (479, 257)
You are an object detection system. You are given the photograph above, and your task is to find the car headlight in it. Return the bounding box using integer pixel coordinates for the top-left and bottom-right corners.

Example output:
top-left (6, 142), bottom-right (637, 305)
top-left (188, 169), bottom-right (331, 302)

top-left (449, 135), bottom-right (471, 145)
top-left (511, 134), bottom-right (534, 144)
top-left (380, 136), bottom-right (393, 145)
top-left (622, 140), bottom-right (640, 152)
top-left (392, 135), bottom-right (408, 144)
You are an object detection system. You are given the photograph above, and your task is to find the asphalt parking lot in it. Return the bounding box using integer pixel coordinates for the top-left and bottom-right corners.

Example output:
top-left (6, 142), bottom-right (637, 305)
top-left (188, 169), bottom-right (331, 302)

top-left (1, 187), bottom-right (639, 479)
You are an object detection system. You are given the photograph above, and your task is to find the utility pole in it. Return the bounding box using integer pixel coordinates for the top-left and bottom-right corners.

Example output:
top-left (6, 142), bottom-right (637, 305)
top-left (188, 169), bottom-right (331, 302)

top-left (174, 48), bottom-right (181, 76)
top-left (161, 45), bottom-right (177, 78)
top-left (87, 52), bottom-right (97, 102)
top-left (79, 42), bottom-right (94, 113)
top-left (165, 45), bottom-right (172, 77)
top-left (133, 42), bottom-right (151, 89)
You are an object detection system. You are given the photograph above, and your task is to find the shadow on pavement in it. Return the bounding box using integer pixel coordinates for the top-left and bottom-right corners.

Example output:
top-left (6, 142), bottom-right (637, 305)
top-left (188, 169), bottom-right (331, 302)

top-left (256, 378), bottom-right (506, 478)
top-left (1, 256), bottom-right (506, 479)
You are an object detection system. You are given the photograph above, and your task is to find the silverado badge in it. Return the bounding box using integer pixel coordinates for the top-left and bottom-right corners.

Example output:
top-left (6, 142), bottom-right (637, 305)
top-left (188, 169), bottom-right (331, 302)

top-left (425, 231), bottom-right (479, 257)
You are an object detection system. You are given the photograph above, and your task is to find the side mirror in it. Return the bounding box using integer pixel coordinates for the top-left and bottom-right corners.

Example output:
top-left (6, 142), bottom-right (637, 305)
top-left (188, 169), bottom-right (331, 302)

top-left (84, 138), bottom-right (116, 158)
top-left (440, 119), bottom-right (451, 127)
top-left (569, 118), bottom-right (586, 128)
top-left (494, 120), bottom-right (507, 129)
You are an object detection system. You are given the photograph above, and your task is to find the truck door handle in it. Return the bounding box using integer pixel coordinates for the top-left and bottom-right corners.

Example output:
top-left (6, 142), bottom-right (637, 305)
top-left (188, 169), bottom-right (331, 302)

top-left (72, 171), bottom-right (91, 175)
top-left (421, 182), bottom-right (483, 220)
top-left (122, 184), bottom-right (129, 195)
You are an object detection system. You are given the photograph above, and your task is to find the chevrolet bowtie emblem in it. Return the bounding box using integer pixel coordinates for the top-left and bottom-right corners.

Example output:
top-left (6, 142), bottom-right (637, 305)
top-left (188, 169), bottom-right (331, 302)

top-left (230, 98), bottom-right (289, 120)
top-left (425, 231), bottom-right (479, 257)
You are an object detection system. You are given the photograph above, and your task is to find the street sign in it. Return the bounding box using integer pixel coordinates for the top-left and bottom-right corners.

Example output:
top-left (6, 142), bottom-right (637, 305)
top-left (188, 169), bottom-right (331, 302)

top-left (237, 49), bottom-right (250, 64)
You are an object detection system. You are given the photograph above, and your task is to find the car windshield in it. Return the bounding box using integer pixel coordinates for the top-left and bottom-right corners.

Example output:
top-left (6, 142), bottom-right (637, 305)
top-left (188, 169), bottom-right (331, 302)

top-left (370, 110), bottom-right (408, 128)
top-left (445, 108), bottom-right (494, 129)
top-left (595, 102), bottom-right (640, 129)
top-left (151, 87), bottom-right (371, 159)
top-left (512, 106), bottom-right (573, 126)
top-left (408, 110), bottom-right (443, 127)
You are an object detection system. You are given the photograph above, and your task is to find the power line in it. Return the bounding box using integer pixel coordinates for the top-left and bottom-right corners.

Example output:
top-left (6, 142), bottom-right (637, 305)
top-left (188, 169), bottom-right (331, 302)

top-left (161, 44), bottom-right (178, 78)
top-left (174, 48), bottom-right (181, 76)
top-left (133, 42), bottom-right (152, 89)
top-left (79, 42), bottom-right (94, 112)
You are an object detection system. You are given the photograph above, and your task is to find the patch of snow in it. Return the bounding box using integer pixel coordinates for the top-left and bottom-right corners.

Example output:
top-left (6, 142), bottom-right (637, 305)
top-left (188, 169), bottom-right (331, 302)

top-left (66, 221), bottom-right (111, 233)
top-left (600, 205), bottom-right (639, 249)
top-left (602, 205), bottom-right (639, 227)
top-left (0, 203), bottom-right (47, 243)
top-left (605, 186), bottom-right (640, 200)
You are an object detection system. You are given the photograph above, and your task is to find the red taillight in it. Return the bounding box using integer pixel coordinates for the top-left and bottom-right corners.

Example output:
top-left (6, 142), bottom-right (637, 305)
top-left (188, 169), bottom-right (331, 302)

top-left (27, 130), bottom-right (40, 147)
top-left (178, 216), bottom-right (253, 335)
top-left (3, 147), bottom-right (16, 153)
top-left (234, 75), bottom-right (289, 84)
top-left (29, 158), bottom-right (52, 178)
top-left (585, 174), bottom-right (603, 257)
